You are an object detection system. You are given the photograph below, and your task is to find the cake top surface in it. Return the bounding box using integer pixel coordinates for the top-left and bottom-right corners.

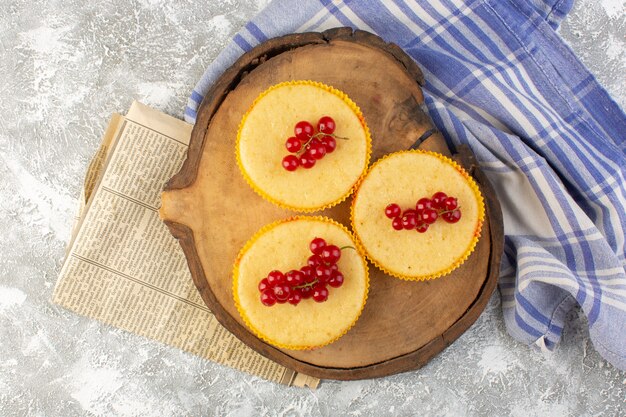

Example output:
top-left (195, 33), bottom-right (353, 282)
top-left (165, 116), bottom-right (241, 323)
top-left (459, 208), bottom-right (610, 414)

top-left (234, 216), bottom-right (369, 350)
top-left (236, 80), bottom-right (371, 212)
top-left (352, 150), bottom-right (485, 280)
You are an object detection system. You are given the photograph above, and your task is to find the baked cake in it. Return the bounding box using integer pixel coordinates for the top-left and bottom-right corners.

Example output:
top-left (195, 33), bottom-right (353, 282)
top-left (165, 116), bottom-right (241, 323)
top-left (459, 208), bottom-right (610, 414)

top-left (236, 80), bottom-right (371, 212)
top-left (233, 216), bottom-right (369, 350)
top-left (351, 150), bottom-right (485, 280)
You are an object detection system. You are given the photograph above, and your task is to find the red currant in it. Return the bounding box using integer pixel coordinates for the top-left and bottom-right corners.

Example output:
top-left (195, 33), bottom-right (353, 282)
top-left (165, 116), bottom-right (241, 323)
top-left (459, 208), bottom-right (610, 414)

top-left (285, 269), bottom-right (304, 286)
top-left (317, 116), bottom-right (336, 134)
top-left (285, 136), bottom-right (301, 153)
top-left (421, 208), bottom-right (438, 224)
top-left (273, 284), bottom-right (291, 303)
top-left (282, 155), bottom-right (299, 171)
top-left (321, 135), bottom-right (336, 153)
top-left (294, 121), bottom-right (314, 141)
top-left (288, 290), bottom-right (302, 305)
top-left (310, 237), bottom-right (326, 255)
top-left (320, 245), bottom-right (341, 264)
top-left (328, 271), bottom-right (344, 288)
top-left (258, 278), bottom-right (270, 292)
top-left (303, 271), bottom-right (317, 283)
top-left (416, 222), bottom-right (429, 233)
top-left (416, 198), bottom-right (433, 212)
top-left (392, 217), bottom-right (403, 230)
top-left (299, 265), bottom-right (315, 280)
top-left (402, 212), bottom-right (418, 229)
top-left (442, 209), bottom-right (462, 223)
top-left (307, 254), bottom-right (323, 267)
top-left (315, 264), bottom-right (333, 283)
top-left (385, 203), bottom-right (401, 219)
top-left (299, 151), bottom-right (316, 169)
top-left (300, 286), bottom-right (313, 299)
top-left (431, 192), bottom-right (448, 209)
top-left (266, 270), bottom-right (285, 286)
top-left (312, 284), bottom-right (329, 302)
top-left (260, 289), bottom-right (277, 306)
top-left (443, 196), bottom-right (458, 211)
top-left (307, 139), bottom-right (327, 160)
top-left (329, 263), bottom-right (339, 272)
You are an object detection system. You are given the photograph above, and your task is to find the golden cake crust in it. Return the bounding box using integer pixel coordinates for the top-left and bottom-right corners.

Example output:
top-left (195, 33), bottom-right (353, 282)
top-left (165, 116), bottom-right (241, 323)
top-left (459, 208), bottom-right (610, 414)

top-left (351, 150), bottom-right (485, 281)
top-left (233, 216), bottom-right (369, 350)
top-left (236, 80), bottom-right (372, 212)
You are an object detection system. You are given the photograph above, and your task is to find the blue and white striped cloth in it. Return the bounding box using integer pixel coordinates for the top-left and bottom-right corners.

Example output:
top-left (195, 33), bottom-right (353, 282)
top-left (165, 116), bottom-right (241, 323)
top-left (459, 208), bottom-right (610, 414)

top-left (185, 0), bottom-right (626, 370)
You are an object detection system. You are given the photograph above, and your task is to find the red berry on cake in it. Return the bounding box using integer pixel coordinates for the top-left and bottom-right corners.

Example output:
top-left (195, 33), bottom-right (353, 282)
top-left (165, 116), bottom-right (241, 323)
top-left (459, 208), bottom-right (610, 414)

top-left (299, 151), bottom-right (316, 169)
top-left (442, 209), bottom-right (462, 223)
top-left (258, 278), bottom-right (270, 292)
top-left (317, 116), bottom-right (336, 134)
top-left (312, 284), bottom-right (329, 302)
top-left (416, 197), bottom-right (433, 211)
top-left (392, 217), bottom-right (403, 230)
top-left (307, 254), bottom-right (323, 267)
top-left (443, 196), bottom-right (458, 211)
top-left (320, 245), bottom-right (341, 264)
top-left (315, 264), bottom-right (333, 283)
top-left (285, 136), bottom-right (302, 153)
top-left (431, 191), bottom-right (448, 209)
top-left (282, 155), bottom-right (299, 171)
top-left (321, 135), bottom-right (336, 153)
top-left (299, 265), bottom-right (314, 280)
top-left (328, 270), bottom-right (344, 288)
top-left (421, 208), bottom-right (438, 224)
top-left (402, 212), bottom-right (418, 229)
top-left (260, 289), bottom-right (277, 306)
top-left (303, 270), bottom-right (317, 283)
top-left (285, 269), bottom-right (304, 286)
top-left (299, 286), bottom-right (313, 299)
top-left (288, 290), bottom-right (302, 305)
top-left (273, 283), bottom-right (292, 303)
top-left (310, 237), bottom-right (327, 255)
top-left (267, 270), bottom-right (285, 286)
top-left (308, 138), bottom-right (327, 160)
top-left (294, 120), bottom-right (314, 141)
top-left (385, 203), bottom-right (401, 219)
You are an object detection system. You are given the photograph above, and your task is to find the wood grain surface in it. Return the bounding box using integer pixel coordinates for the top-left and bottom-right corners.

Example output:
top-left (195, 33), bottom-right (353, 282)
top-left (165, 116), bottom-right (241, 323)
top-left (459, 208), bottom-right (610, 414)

top-left (160, 28), bottom-right (503, 380)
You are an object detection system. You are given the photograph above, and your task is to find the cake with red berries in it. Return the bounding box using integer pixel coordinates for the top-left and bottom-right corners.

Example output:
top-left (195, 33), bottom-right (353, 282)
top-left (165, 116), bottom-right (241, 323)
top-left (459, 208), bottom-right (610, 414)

top-left (236, 80), bottom-right (371, 212)
top-left (233, 216), bottom-right (369, 350)
top-left (351, 150), bottom-right (485, 281)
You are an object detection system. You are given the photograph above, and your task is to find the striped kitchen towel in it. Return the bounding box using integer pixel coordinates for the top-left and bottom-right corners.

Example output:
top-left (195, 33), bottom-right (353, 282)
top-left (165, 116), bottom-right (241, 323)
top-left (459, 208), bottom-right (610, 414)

top-left (185, 0), bottom-right (626, 370)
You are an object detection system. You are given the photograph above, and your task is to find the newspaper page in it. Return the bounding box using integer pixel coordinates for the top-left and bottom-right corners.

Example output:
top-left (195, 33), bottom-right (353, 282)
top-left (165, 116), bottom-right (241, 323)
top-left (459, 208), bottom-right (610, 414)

top-left (53, 101), bottom-right (319, 389)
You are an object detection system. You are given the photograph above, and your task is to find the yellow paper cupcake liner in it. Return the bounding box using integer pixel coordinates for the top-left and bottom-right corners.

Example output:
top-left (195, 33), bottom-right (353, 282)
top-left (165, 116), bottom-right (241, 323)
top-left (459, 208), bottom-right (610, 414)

top-left (232, 215), bottom-right (370, 351)
top-left (351, 149), bottom-right (486, 281)
top-left (235, 80), bottom-right (373, 213)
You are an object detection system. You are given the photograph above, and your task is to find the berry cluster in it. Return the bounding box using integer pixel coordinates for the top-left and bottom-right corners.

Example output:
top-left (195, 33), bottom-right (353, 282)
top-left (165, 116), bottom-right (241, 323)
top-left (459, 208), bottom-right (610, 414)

top-left (385, 192), bottom-right (462, 233)
top-left (281, 116), bottom-right (344, 171)
top-left (258, 237), bottom-right (347, 306)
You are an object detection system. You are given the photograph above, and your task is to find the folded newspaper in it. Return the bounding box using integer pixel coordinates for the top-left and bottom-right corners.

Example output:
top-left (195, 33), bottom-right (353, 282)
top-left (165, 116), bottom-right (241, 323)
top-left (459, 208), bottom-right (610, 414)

top-left (53, 101), bottom-right (319, 389)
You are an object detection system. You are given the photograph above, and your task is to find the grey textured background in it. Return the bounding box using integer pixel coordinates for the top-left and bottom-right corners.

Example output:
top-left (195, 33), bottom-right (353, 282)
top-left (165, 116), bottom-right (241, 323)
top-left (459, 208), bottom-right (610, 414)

top-left (1, 0), bottom-right (624, 416)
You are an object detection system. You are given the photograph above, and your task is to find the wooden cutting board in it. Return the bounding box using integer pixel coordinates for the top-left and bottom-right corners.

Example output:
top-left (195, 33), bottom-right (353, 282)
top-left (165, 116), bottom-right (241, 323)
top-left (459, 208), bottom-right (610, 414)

top-left (160, 28), bottom-right (503, 380)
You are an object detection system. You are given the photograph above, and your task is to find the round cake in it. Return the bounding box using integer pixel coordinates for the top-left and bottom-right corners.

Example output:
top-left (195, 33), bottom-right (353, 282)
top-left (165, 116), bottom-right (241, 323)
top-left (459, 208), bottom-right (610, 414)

top-left (351, 150), bottom-right (485, 280)
top-left (236, 80), bottom-right (371, 212)
top-left (233, 216), bottom-right (369, 350)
